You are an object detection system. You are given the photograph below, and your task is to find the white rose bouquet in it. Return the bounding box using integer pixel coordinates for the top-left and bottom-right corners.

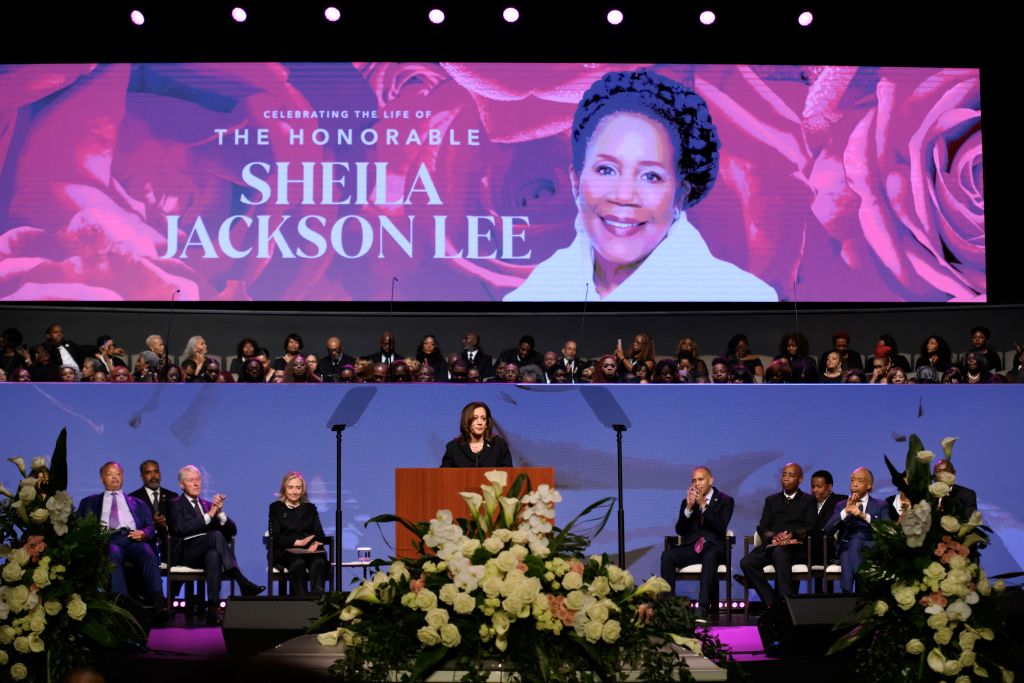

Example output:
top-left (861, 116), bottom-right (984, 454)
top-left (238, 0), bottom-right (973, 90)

top-left (0, 428), bottom-right (145, 683)
top-left (830, 435), bottom-right (1014, 683)
top-left (315, 470), bottom-right (736, 681)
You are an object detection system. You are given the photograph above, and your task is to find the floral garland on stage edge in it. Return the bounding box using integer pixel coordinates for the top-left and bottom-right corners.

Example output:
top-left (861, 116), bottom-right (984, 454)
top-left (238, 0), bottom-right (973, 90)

top-left (0, 429), bottom-right (145, 683)
top-left (314, 471), bottom-right (739, 682)
top-left (830, 435), bottom-right (1015, 683)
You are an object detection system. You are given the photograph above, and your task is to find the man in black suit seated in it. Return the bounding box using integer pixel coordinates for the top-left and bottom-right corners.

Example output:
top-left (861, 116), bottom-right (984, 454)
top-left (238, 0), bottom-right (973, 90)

top-left (319, 336), bottom-right (357, 382)
top-left (660, 466), bottom-right (734, 621)
top-left (460, 332), bottom-right (495, 379)
top-left (129, 459), bottom-right (179, 563)
top-left (556, 339), bottom-right (584, 383)
top-left (497, 335), bottom-right (544, 369)
top-left (368, 331), bottom-right (402, 366)
top-left (809, 470), bottom-right (847, 588)
top-left (739, 462), bottom-right (816, 610)
top-left (41, 323), bottom-right (84, 376)
top-left (168, 465), bottom-right (264, 625)
top-left (77, 462), bottom-right (166, 621)
top-left (933, 459), bottom-right (978, 516)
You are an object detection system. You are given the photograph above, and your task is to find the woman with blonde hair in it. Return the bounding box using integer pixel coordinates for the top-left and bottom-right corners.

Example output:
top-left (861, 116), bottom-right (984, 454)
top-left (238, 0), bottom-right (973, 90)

top-left (268, 471), bottom-right (328, 596)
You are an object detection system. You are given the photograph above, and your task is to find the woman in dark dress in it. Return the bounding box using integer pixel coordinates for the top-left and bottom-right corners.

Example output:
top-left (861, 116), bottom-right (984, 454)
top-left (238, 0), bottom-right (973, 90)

top-left (774, 332), bottom-right (818, 383)
top-left (674, 337), bottom-right (709, 377)
top-left (614, 332), bottom-right (656, 378)
top-left (819, 351), bottom-right (844, 383)
top-left (441, 402), bottom-right (513, 468)
top-left (268, 471), bottom-right (329, 596)
top-left (915, 335), bottom-right (953, 374)
top-left (229, 337), bottom-right (259, 376)
top-left (725, 333), bottom-right (764, 380)
top-left (416, 335), bottom-right (448, 379)
top-left (962, 349), bottom-right (992, 384)
top-left (239, 358), bottom-right (266, 383)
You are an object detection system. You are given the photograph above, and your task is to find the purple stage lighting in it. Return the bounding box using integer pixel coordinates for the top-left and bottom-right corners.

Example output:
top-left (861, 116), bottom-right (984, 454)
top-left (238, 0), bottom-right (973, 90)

top-left (798, 11), bottom-right (814, 26)
top-left (325, 6), bottom-right (341, 22)
top-left (231, 7), bottom-right (247, 23)
top-left (699, 10), bottom-right (715, 25)
top-left (428, 8), bottom-right (445, 24)
top-left (130, 10), bottom-right (145, 26)
top-left (503, 7), bottom-right (520, 23)
top-left (606, 9), bottom-right (623, 25)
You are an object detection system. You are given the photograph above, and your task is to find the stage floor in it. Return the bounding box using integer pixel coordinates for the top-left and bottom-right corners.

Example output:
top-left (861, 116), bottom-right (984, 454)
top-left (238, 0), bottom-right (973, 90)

top-left (100, 614), bottom-right (860, 683)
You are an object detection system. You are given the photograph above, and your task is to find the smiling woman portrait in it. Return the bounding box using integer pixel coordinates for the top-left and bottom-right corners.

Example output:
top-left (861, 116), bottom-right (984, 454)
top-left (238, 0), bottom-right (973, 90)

top-left (505, 70), bottom-right (777, 302)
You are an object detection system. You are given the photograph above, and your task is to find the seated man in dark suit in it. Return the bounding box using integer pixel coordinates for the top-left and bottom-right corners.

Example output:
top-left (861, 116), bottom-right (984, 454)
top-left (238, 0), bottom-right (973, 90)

top-left (933, 459), bottom-right (978, 516)
top-left (809, 470), bottom-right (847, 569)
top-left (318, 336), bottom-right (357, 382)
top-left (825, 467), bottom-right (889, 593)
top-left (168, 465), bottom-right (264, 625)
top-left (460, 332), bottom-right (495, 380)
top-left (128, 459), bottom-right (179, 563)
top-left (367, 332), bottom-right (402, 366)
top-left (556, 339), bottom-right (584, 383)
top-left (497, 335), bottom-right (544, 369)
top-left (78, 462), bottom-right (165, 617)
top-left (739, 462), bottom-right (817, 610)
top-left (660, 466), bottom-right (734, 621)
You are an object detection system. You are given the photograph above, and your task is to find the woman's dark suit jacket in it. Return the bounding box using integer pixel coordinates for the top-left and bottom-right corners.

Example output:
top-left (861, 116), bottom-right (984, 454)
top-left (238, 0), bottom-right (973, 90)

top-left (440, 436), bottom-right (513, 468)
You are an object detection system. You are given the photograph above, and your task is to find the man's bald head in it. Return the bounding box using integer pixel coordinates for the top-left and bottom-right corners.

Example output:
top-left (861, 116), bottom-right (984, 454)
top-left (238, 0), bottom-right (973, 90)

top-left (781, 462), bottom-right (804, 494)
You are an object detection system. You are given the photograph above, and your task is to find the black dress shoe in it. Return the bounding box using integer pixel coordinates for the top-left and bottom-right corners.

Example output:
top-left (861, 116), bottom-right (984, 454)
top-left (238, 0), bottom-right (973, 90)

top-left (151, 607), bottom-right (171, 626)
top-left (733, 573), bottom-right (749, 589)
top-left (239, 581), bottom-right (266, 597)
top-left (205, 606), bottom-right (224, 626)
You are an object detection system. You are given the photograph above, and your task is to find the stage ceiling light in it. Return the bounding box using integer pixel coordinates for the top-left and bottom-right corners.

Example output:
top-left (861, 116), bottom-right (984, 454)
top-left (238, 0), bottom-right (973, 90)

top-left (325, 6), bottom-right (341, 22)
top-left (606, 9), bottom-right (623, 25)
top-left (428, 8), bottom-right (445, 24)
top-left (699, 10), bottom-right (715, 25)
top-left (798, 11), bottom-right (814, 26)
top-left (503, 7), bottom-right (520, 23)
top-left (130, 10), bottom-right (145, 26)
top-left (232, 7), bottom-right (248, 23)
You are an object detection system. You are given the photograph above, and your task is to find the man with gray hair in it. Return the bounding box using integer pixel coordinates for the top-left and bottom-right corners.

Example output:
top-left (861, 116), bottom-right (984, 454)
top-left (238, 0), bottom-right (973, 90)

top-left (168, 465), bottom-right (264, 625)
top-left (825, 467), bottom-right (889, 593)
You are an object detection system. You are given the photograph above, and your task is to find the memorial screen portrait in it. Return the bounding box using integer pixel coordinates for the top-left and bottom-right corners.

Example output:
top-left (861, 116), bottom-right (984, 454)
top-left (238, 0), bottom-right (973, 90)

top-left (0, 63), bottom-right (984, 302)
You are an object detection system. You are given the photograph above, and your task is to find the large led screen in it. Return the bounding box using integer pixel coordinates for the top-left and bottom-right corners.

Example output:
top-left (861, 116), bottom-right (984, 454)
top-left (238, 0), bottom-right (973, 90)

top-left (0, 63), bottom-right (984, 302)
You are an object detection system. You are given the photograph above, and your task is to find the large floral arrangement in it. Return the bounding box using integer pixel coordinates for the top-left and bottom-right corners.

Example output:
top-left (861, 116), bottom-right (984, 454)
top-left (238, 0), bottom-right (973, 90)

top-left (831, 435), bottom-right (1014, 682)
top-left (315, 471), bottom-right (734, 682)
top-left (0, 430), bottom-right (144, 683)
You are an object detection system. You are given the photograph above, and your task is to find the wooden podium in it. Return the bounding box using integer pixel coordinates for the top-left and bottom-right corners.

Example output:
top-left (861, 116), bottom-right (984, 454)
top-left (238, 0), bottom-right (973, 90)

top-left (394, 467), bottom-right (555, 559)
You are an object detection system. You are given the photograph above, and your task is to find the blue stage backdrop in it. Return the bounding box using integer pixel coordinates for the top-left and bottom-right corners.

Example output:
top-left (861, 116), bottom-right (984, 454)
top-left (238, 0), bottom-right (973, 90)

top-left (1, 384), bottom-right (1020, 595)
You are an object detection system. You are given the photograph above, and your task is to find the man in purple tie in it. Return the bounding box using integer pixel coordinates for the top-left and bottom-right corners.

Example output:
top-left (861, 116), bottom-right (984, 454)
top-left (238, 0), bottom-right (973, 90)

top-left (77, 462), bottom-right (166, 621)
top-left (168, 465), bottom-right (265, 625)
top-left (660, 466), bottom-right (735, 621)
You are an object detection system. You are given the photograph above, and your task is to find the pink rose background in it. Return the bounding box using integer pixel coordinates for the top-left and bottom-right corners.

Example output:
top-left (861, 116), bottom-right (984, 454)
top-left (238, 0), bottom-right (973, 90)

top-left (0, 62), bottom-right (984, 301)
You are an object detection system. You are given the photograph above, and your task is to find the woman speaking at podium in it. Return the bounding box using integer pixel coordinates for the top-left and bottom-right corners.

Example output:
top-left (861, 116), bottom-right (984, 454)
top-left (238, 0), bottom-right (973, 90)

top-left (441, 402), bottom-right (513, 468)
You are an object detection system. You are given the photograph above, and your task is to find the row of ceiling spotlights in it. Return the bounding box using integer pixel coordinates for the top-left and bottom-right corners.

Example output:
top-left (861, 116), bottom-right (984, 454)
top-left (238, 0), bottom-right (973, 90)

top-left (129, 8), bottom-right (815, 27)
